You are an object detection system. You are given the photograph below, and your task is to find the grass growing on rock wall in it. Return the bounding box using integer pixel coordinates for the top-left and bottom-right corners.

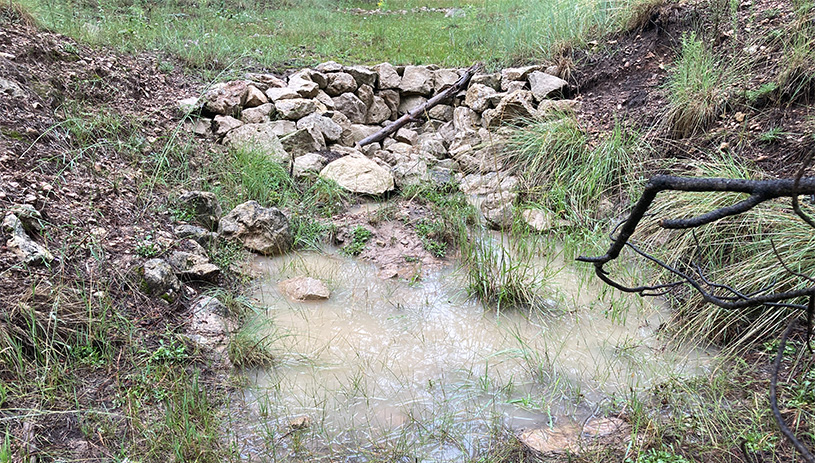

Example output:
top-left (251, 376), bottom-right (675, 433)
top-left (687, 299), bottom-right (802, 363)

top-left (19, 0), bottom-right (663, 71)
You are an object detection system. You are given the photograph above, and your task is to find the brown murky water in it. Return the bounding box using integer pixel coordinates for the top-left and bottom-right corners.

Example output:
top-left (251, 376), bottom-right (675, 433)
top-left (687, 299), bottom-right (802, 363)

top-left (239, 240), bottom-right (714, 460)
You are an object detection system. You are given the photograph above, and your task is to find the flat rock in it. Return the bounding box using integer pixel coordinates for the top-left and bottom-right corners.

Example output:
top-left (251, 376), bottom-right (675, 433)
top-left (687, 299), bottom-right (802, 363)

top-left (241, 102), bottom-right (275, 124)
top-left (315, 60), bottom-right (344, 72)
top-left (433, 68), bottom-right (460, 91)
top-left (212, 115), bottom-right (243, 137)
top-left (246, 73), bottom-right (287, 88)
top-left (344, 65), bottom-right (377, 87)
top-left (265, 87), bottom-right (300, 102)
top-left (470, 72), bottom-right (501, 91)
top-left (288, 75), bottom-right (319, 98)
top-left (275, 98), bottom-right (317, 120)
top-left (279, 276), bottom-right (330, 301)
top-left (501, 65), bottom-right (542, 82)
top-left (168, 251), bottom-right (220, 281)
top-left (219, 201), bottom-right (292, 256)
top-left (320, 152), bottom-right (395, 195)
top-left (174, 224), bottom-right (217, 246)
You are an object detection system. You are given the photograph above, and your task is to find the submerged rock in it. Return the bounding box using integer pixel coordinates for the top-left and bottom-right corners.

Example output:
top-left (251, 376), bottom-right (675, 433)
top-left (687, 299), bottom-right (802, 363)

top-left (279, 276), bottom-right (330, 301)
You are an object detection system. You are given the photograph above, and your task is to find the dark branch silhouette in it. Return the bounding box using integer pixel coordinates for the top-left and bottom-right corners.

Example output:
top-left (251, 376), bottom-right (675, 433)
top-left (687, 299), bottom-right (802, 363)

top-left (577, 171), bottom-right (815, 462)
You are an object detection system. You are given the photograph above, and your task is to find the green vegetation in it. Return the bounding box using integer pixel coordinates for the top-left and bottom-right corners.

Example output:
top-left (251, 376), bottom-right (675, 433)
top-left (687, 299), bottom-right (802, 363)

top-left (20, 0), bottom-right (661, 71)
top-left (341, 225), bottom-right (374, 255)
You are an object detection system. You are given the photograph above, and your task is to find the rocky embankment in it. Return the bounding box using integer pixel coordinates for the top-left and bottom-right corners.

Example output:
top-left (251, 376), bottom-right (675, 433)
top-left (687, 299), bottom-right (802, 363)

top-left (181, 61), bottom-right (578, 229)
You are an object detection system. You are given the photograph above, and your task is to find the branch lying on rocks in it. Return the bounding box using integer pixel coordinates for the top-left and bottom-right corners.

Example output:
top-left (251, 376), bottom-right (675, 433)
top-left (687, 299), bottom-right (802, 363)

top-left (358, 62), bottom-right (482, 147)
top-left (577, 172), bottom-right (815, 461)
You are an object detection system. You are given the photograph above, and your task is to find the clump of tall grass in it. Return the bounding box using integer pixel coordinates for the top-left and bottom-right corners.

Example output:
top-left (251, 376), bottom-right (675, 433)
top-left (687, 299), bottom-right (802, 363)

top-left (633, 154), bottom-right (815, 347)
top-left (776, 0), bottom-right (815, 102)
top-left (504, 114), bottom-right (640, 222)
top-left (664, 32), bottom-right (737, 137)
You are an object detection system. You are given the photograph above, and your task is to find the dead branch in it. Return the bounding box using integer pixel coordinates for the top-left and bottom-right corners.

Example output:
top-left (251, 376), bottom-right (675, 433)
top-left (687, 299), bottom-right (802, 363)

top-left (577, 173), bottom-right (815, 461)
top-left (357, 62), bottom-right (482, 147)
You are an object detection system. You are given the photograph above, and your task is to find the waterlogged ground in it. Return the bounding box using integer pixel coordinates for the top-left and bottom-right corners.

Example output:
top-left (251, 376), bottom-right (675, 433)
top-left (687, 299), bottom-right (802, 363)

top-left (234, 241), bottom-right (715, 460)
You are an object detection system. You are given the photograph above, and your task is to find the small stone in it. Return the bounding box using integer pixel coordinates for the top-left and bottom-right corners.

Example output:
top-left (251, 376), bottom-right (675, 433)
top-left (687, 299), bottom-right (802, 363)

top-left (212, 115), bottom-right (243, 137)
top-left (243, 85), bottom-right (268, 107)
top-left (279, 276), bottom-right (330, 301)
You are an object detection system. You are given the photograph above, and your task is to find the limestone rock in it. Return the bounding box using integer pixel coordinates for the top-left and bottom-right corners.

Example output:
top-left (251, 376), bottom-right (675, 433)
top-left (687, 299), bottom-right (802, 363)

top-left (293, 153), bottom-right (328, 179)
top-left (243, 85), bottom-right (268, 107)
top-left (187, 295), bottom-right (235, 362)
top-left (178, 190), bottom-right (222, 231)
top-left (538, 99), bottom-right (582, 115)
top-left (417, 133), bottom-right (448, 159)
top-left (392, 155), bottom-right (429, 188)
top-left (465, 83), bottom-right (498, 113)
top-left (459, 172), bottom-right (518, 195)
top-left (399, 65), bottom-right (434, 96)
top-left (265, 87), bottom-right (299, 102)
top-left (281, 127), bottom-right (325, 157)
top-left (297, 113), bottom-right (343, 143)
top-left (366, 96), bottom-right (391, 124)
top-left (174, 224), bottom-right (217, 246)
top-left (481, 190), bottom-right (516, 230)
top-left (320, 152), bottom-right (395, 195)
top-left (340, 124), bottom-right (379, 146)
top-left (434, 68), bottom-right (460, 92)
top-left (315, 60), bottom-right (344, 73)
top-left (355, 84), bottom-right (375, 109)
top-left (471, 73), bottom-right (501, 90)
top-left (292, 69), bottom-right (327, 88)
top-left (169, 251), bottom-right (220, 281)
top-left (374, 62), bottom-right (401, 89)
top-left (219, 201), bottom-right (292, 256)
top-left (325, 72), bottom-right (358, 96)
top-left (522, 209), bottom-right (553, 232)
top-left (279, 276), bottom-right (331, 301)
top-left (398, 95), bottom-right (427, 115)
top-left (501, 65), bottom-right (542, 82)
top-left (142, 258), bottom-right (181, 301)
top-left (501, 80), bottom-right (527, 93)
top-left (2, 213), bottom-right (53, 265)
top-left (7, 204), bottom-right (43, 234)
top-left (246, 73), bottom-right (287, 89)
top-left (288, 75), bottom-right (319, 98)
top-left (222, 123), bottom-right (290, 165)
top-left (332, 93), bottom-right (368, 124)
top-left (453, 106), bottom-right (480, 132)
top-left (344, 65), bottom-right (377, 87)
top-left (275, 98), bottom-right (317, 120)
top-left (528, 71), bottom-right (568, 101)
top-left (192, 118), bottom-right (212, 136)
top-left (241, 103), bottom-right (276, 124)
top-left (379, 90), bottom-right (400, 119)
top-left (428, 104), bottom-right (453, 121)
top-left (394, 127), bottom-right (418, 145)
top-left (314, 90), bottom-right (335, 110)
top-left (212, 115), bottom-right (243, 137)
top-left (482, 90), bottom-right (538, 128)
top-left (203, 80), bottom-right (248, 117)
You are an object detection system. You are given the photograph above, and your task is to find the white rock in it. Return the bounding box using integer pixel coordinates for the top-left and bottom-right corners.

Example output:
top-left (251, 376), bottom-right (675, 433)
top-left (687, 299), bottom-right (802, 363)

top-left (528, 71), bottom-right (568, 101)
top-left (399, 65), bottom-right (434, 96)
top-left (222, 123), bottom-right (290, 165)
top-left (212, 115), bottom-right (243, 136)
top-left (374, 62), bottom-right (401, 89)
top-left (320, 152), bottom-right (395, 195)
top-left (265, 87), bottom-right (299, 102)
top-left (325, 72), bottom-right (358, 96)
top-left (275, 98), bottom-right (317, 120)
top-left (243, 85), bottom-right (268, 107)
top-left (279, 276), bottom-right (331, 301)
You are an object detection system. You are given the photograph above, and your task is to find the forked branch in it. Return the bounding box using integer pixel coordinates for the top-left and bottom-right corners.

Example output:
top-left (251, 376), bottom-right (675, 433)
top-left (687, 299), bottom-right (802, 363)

top-left (577, 173), bottom-right (815, 461)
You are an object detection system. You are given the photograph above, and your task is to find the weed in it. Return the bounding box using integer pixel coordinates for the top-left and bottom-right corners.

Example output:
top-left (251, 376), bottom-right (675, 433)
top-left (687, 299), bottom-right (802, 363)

top-left (415, 219), bottom-right (448, 257)
top-left (0, 430), bottom-right (9, 463)
top-left (305, 177), bottom-right (349, 217)
top-left (745, 81), bottom-right (779, 106)
top-left (135, 233), bottom-right (161, 257)
top-left (665, 32), bottom-right (736, 137)
top-left (149, 338), bottom-right (188, 363)
top-left (627, 447), bottom-right (691, 463)
top-left (757, 126), bottom-right (786, 143)
top-left (341, 225), bottom-right (374, 256)
top-left (228, 319), bottom-right (275, 367)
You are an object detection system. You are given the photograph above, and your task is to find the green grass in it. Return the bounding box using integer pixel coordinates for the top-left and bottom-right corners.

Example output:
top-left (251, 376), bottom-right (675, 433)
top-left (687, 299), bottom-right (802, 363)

top-left (505, 115), bottom-right (641, 222)
top-left (19, 0), bottom-right (662, 72)
top-left (664, 31), bottom-right (738, 137)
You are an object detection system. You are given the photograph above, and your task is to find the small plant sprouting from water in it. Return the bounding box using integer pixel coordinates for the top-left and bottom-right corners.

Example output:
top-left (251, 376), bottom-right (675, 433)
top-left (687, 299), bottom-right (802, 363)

top-left (341, 226), bottom-right (374, 256)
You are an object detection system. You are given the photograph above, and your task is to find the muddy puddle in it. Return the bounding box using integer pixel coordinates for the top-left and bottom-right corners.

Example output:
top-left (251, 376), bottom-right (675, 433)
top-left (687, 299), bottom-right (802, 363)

top-left (236, 238), bottom-right (714, 460)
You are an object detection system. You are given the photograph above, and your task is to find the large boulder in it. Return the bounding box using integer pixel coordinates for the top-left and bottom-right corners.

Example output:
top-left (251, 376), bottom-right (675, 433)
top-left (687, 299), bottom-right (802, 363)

top-left (178, 190), bottom-right (222, 231)
top-left (320, 152), bottom-right (395, 195)
top-left (219, 201), bottom-right (292, 255)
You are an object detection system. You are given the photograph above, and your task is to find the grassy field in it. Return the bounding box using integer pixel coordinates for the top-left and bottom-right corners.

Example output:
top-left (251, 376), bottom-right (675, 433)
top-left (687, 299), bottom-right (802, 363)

top-left (20, 0), bottom-right (652, 72)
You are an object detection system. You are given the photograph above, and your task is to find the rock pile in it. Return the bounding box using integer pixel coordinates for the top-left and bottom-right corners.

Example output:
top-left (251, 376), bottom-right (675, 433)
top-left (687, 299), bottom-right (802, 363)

top-left (181, 61), bottom-right (577, 227)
